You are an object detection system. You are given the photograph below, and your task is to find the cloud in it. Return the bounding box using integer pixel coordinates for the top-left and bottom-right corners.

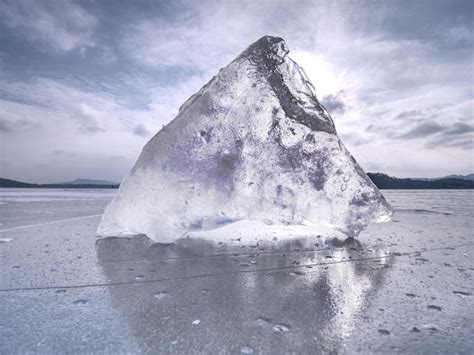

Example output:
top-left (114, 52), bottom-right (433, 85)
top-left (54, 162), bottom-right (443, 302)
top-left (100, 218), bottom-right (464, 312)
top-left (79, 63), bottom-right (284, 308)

top-left (52, 149), bottom-right (77, 158)
top-left (394, 110), bottom-right (426, 120)
top-left (72, 104), bottom-right (107, 134)
top-left (424, 121), bottom-right (474, 150)
top-left (0, 74), bottom-right (183, 182)
top-left (0, 102), bottom-right (43, 132)
top-left (121, 13), bottom-right (238, 71)
top-left (0, 116), bottom-right (42, 132)
top-left (133, 124), bottom-right (150, 137)
top-left (0, 0), bottom-right (473, 181)
top-left (443, 122), bottom-right (474, 136)
top-left (339, 132), bottom-right (370, 146)
top-left (425, 134), bottom-right (473, 150)
top-left (321, 91), bottom-right (346, 115)
top-left (391, 119), bottom-right (473, 143)
top-left (0, 78), bottom-right (119, 134)
top-left (0, 0), bottom-right (97, 52)
top-left (0, 118), bottom-right (13, 132)
top-left (398, 122), bottom-right (444, 139)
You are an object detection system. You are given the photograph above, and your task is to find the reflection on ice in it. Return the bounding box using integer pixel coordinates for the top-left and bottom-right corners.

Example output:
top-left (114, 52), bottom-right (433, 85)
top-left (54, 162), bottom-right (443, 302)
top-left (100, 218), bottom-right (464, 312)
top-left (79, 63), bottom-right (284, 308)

top-left (96, 235), bottom-right (392, 352)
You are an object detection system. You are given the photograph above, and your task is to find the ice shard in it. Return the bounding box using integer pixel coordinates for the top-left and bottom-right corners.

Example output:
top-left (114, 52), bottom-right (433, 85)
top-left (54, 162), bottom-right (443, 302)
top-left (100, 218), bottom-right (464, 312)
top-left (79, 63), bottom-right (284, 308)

top-left (98, 36), bottom-right (393, 242)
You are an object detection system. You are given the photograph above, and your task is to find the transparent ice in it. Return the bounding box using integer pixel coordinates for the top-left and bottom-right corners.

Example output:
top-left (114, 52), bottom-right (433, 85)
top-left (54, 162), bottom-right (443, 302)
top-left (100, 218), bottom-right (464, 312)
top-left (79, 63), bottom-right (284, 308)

top-left (98, 36), bottom-right (393, 242)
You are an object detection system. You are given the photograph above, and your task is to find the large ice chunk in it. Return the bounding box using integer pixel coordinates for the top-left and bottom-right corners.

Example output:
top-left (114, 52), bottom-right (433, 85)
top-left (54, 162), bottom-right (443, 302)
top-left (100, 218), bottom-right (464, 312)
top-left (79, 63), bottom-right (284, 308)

top-left (98, 36), bottom-right (393, 242)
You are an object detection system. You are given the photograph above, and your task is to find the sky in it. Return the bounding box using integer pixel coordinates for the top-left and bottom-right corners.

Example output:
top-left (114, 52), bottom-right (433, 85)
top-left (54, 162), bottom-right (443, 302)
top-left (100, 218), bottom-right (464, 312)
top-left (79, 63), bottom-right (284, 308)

top-left (0, 0), bottom-right (472, 183)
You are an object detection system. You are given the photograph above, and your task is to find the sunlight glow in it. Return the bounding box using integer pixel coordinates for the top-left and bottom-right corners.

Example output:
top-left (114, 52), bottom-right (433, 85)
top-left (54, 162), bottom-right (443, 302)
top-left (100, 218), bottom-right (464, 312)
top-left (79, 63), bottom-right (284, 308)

top-left (291, 51), bottom-right (346, 99)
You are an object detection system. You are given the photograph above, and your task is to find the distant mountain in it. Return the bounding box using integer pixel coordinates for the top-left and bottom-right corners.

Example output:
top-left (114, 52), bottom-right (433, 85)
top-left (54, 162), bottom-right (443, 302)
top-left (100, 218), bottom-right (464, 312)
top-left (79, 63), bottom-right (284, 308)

top-left (2, 174), bottom-right (474, 189)
top-left (0, 177), bottom-right (118, 189)
top-left (414, 174), bottom-right (474, 181)
top-left (367, 173), bottom-right (474, 189)
top-left (0, 177), bottom-right (39, 188)
top-left (59, 178), bottom-right (118, 185)
top-left (437, 174), bottom-right (474, 181)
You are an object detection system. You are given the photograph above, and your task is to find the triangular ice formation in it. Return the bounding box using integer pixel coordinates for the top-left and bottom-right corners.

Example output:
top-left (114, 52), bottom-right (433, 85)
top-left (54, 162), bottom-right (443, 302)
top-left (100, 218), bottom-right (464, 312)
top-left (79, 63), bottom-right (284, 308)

top-left (98, 36), bottom-right (393, 242)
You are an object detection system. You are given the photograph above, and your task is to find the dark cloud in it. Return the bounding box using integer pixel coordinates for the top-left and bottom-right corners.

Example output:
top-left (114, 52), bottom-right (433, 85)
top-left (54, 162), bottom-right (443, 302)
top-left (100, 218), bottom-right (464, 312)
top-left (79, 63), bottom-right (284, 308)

top-left (423, 121), bottom-right (474, 149)
top-left (0, 0), bottom-right (97, 52)
top-left (365, 124), bottom-right (378, 133)
top-left (394, 110), bottom-right (425, 120)
top-left (371, 119), bottom-right (474, 152)
top-left (443, 122), bottom-right (474, 136)
top-left (0, 118), bottom-right (13, 132)
top-left (425, 135), bottom-right (473, 150)
top-left (0, 117), bottom-right (39, 132)
top-left (73, 108), bottom-right (106, 134)
top-left (398, 122), bottom-right (444, 139)
top-left (80, 125), bottom-right (104, 134)
top-left (365, 124), bottom-right (394, 134)
top-left (449, 139), bottom-right (473, 150)
top-left (321, 91), bottom-right (345, 115)
top-left (365, 124), bottom-right (401, 139)
top-left (52, 149), bottom-right (76, 158)
top-left (133, 124), bottom-right (150, 137)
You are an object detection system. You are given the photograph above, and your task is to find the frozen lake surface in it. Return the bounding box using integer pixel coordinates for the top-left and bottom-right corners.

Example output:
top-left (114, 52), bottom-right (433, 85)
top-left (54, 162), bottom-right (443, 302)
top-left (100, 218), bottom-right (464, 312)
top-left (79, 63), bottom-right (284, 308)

top-left (0, 188), bottom-right (473, 353)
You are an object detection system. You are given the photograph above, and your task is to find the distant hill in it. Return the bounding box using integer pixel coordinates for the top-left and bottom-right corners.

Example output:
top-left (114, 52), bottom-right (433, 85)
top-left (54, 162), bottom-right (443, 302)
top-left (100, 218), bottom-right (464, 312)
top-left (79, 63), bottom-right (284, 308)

top-left (58, 178), bottom-right (118, 185)
top-left (0, 177), bottom-right (118, 189)
top-left (367, 173), bottom-right (474, 189)
top-left (2, 174), bottom-right (474, 189)
top-left (438, 174), bottom-right (474, 181)
top-left (0, 177), bottom-right (39, 188)
top-left (414, 174), bottom-right (474, 181)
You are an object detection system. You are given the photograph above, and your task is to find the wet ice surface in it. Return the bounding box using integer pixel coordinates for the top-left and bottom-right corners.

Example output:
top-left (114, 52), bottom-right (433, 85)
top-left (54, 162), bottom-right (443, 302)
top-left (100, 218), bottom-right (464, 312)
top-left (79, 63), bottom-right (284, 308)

top-left (1, 188), bottom-right (473, 353)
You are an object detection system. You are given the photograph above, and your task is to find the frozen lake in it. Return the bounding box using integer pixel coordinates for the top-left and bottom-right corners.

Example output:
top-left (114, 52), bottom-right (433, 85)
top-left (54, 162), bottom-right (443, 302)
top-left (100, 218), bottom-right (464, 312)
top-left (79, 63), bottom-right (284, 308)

top-left (0, 188), bottom-right (473, 353)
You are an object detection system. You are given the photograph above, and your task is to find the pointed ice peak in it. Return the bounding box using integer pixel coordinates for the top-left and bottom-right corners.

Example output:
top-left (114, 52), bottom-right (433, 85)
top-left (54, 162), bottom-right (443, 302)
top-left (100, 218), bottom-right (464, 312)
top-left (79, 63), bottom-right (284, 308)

top-left (179, 35), bottom-right (336, 134)
top-left (238, 35), bottom-right (336, 134)
top-left (240, 35), bottom-right (289, 64)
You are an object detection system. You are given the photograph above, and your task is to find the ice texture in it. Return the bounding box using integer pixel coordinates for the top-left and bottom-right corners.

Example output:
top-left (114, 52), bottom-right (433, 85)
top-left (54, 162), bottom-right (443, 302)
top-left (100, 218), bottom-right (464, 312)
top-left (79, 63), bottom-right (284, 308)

top-left (97, 36), bottom-right (393, 242)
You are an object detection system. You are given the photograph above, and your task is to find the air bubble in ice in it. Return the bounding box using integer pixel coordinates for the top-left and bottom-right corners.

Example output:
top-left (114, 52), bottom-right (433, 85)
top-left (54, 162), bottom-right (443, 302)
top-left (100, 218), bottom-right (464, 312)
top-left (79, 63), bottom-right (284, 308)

top-left (452, 290), bottom-right (471, 297)
top-left (273, 324), bottom-right (290, 332)
top-left (154, 292), bottom-right (168, 300)
top-left (73, 299), bottom-right (88, 305)
top-left (254, 317), bottom-right (272, 327)
top-left (240, 345), bottom-right (254, 354)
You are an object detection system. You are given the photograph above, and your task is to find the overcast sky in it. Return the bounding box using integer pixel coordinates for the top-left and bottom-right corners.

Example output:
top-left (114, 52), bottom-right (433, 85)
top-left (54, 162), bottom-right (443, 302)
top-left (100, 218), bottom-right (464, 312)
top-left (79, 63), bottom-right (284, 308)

top-left (0, 0), bottom-right (472, 183)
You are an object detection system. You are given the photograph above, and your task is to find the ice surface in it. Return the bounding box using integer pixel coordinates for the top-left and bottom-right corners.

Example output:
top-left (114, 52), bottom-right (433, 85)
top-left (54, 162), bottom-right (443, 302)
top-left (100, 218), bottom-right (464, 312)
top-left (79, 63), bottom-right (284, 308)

top-left (98, 36), bottom-right (393, 242)
top-left (2, 189), bottom-right (474, 353)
